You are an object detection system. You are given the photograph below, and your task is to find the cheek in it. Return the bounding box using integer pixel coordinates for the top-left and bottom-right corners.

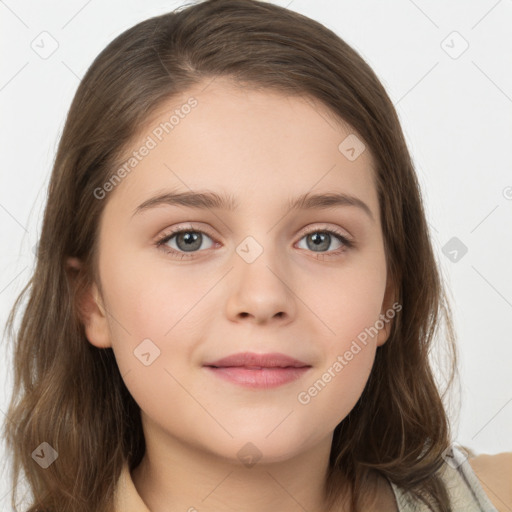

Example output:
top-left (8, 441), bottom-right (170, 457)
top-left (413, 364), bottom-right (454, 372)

top-left (97, 253), bottom-right (217, 397)
top-left (99, 258), bottom-right (210, 437)
top-left (101, 253), bottom-right (211, 340)
top-left (292, 257), bottom-right (386, 426)
top-left (295, 290), bottom-right (381, 434)
top-left (298, 252), bottom-right (387, 341)
top-left (297, 347), bottom-right (375, 437)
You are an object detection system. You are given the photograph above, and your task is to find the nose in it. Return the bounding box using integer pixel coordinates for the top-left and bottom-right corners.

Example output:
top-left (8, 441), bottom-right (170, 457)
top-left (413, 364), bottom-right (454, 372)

top-left (224, 238), bottom-right (296, 325)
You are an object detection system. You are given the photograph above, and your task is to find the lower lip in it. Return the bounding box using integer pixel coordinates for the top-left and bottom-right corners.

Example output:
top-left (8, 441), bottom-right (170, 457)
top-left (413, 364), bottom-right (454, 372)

top-left (204, 366), bottom-right (311, 389)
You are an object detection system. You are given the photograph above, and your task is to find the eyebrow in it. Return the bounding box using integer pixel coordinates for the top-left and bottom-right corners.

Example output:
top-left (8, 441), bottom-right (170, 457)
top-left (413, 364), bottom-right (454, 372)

top-left (132, 189), bottom-right (374, 221)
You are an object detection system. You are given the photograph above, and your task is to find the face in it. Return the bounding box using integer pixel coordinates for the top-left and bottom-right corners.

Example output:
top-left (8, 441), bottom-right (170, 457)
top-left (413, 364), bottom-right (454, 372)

top-left (80, 78), bottom-right (394, 464)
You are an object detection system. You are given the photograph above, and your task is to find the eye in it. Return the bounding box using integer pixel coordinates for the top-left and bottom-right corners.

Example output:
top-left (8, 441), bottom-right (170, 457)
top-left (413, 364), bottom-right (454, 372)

top-left (296, 227), bottom-right (353, 257)
top-left (156, 226), bottom-right (216, 258)
top-left (155, 224), bottom-right (354, 259)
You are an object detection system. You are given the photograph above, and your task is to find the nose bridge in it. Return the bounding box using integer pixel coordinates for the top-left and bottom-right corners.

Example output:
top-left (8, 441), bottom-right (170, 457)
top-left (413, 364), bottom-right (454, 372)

top-left (235, 233), bottom-right (271, 266)
top-left (233, 230), bottom-right (288, 288)
top-left (229, 197), bottom-right (284, 266)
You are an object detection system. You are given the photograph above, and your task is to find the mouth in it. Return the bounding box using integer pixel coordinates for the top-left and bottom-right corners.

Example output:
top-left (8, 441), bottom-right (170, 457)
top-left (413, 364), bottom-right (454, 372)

top-left (203, 352), bottom-right (312, 389)
top-left (204, 366), bottom-right (311, 388)
top-left (203, 351), bottom-right (310, 369)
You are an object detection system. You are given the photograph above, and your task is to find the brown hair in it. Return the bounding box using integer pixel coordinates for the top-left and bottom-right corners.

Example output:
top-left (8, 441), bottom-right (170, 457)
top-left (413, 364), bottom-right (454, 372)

top-left (2, 1), bottom-right (458, 510)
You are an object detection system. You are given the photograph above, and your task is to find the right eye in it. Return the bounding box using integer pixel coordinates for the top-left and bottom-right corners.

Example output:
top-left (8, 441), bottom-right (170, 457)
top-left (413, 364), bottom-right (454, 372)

top-left (155, 227), bottom-right (217, 258)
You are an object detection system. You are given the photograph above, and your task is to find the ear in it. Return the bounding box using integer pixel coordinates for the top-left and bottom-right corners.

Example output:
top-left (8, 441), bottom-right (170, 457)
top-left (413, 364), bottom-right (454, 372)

top-left (376, 276), bottom-right (398, 347)
top-left (66, 257), bottom-right (111, 349)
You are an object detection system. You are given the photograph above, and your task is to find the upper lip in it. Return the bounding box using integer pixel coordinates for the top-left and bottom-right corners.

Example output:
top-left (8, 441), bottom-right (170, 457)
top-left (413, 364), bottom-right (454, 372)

top-left (204, 352), bottom-right (311, 368)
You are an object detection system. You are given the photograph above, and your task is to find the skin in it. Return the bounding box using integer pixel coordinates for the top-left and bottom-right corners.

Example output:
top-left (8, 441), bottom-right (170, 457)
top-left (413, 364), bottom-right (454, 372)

top-left (72, 78), bottom-right (399, 511)
top-left (469, 453), bottom-right (512, 511)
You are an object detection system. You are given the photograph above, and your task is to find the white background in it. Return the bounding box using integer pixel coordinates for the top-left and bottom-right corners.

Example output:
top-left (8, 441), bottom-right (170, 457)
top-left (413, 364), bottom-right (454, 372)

top-left (1, 0), bottom-right (511, 507)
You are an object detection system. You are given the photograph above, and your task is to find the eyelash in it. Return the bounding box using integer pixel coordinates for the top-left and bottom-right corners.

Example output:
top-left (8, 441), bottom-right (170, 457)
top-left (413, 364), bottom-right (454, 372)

top-left (155, 225), bottom-right (354, 260)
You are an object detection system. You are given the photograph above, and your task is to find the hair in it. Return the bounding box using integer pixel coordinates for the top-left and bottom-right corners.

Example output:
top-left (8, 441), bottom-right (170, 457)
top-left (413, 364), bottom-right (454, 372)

top-left (2, 0), bottom-right (459, 510)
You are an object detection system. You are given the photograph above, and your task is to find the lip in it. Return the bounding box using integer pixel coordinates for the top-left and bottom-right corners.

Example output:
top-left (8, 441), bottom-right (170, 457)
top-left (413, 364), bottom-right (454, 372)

top-left (204, 351), bottom-right (310, 369)
top-left (203, 352), bottom-right (312, 389)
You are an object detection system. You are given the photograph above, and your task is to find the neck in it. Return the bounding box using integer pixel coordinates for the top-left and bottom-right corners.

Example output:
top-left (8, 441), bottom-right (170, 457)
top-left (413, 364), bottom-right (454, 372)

top-left (131, 420), bottom-right (348, 512)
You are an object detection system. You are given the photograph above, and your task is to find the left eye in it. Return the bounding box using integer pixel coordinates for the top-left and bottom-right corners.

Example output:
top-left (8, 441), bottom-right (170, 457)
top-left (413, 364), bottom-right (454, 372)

top-left (296, 230), bottom-right (350, 253)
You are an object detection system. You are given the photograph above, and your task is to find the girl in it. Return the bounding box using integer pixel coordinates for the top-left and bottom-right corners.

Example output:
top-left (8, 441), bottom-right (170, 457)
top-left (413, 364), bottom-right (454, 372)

top-left (3, 1), bottom-right (510, 511)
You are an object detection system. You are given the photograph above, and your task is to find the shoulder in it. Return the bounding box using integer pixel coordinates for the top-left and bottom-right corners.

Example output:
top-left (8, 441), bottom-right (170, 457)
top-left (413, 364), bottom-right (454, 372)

top-left (468, 451), bottom-right (512, 511)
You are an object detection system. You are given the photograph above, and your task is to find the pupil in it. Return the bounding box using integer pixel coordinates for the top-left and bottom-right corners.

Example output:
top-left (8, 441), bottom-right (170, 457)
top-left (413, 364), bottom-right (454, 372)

top-left (178, 231), bottom-right (201, 251)
top-left (309, 232), bottom-right (329, 251)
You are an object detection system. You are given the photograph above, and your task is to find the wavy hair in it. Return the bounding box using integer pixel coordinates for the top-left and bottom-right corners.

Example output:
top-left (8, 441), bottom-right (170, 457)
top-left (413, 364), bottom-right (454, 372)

top-left (2, 1), bottom-right (458, 510)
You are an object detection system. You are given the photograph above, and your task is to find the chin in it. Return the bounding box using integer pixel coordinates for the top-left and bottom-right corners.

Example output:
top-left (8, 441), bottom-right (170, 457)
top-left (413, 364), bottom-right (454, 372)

top-left (208, 431), bottom-right (313, 467)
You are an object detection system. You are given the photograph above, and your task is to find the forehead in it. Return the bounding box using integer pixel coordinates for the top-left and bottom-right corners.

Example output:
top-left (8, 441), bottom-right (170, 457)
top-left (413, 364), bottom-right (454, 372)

top-left (103, 78), bottom-right (378, 222)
